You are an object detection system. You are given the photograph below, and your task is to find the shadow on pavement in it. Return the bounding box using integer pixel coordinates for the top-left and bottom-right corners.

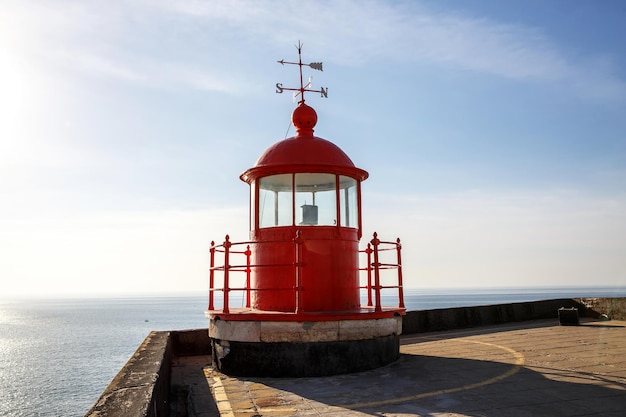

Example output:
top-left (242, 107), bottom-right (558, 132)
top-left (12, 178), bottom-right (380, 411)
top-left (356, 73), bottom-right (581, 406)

top-left (242, 350), bottom-right (625, 416)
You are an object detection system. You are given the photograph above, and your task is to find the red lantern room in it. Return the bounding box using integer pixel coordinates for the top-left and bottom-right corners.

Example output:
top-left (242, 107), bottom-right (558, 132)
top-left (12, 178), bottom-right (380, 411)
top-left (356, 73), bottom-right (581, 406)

top-left (206, 42), bottom-right (405, 377)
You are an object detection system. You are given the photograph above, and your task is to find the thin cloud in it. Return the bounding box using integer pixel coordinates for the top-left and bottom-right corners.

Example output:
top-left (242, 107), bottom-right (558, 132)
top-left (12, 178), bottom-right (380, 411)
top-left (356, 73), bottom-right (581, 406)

top-left (148, 0), bottom-right (625, 101)
top-left (11, 0), bottom-right (623, 99)
top-left (3, 0), bottom-right (245, 94)
top-left (363, 189), bottom-right (626, 287)
top-left (60, 50), bottom-right (241, 93)
top-left (0, 207), bottom-right (248, 296)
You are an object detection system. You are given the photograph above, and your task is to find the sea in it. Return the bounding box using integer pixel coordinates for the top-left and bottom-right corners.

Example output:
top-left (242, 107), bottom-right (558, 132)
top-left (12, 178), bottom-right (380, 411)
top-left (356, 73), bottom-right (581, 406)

top-left (1, 286), bottom-right (625, 417)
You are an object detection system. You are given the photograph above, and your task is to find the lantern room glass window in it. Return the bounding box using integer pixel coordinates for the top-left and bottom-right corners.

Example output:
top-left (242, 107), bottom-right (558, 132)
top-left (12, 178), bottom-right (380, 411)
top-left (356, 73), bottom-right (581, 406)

top-left (339, 176), bottom-right (358, 228)
top-left (256, 173), bottom-right (359, 229)
top-left (259, 174), bottom-right (293, 227)
top-left (295, 173), bottom-right (336, 226)
top-left (249, 180), bottom-right (256, 231)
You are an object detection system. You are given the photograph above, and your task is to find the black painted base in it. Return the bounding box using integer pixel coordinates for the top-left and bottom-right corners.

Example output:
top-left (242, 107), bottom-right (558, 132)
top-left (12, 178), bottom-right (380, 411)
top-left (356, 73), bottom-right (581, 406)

top-left (211, 334), bottom-right (400, 377)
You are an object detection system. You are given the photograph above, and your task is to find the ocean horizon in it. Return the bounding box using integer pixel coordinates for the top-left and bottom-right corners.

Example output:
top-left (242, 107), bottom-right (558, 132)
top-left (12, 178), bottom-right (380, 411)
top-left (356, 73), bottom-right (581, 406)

top-left (1, 285), bottom-right (625, 417)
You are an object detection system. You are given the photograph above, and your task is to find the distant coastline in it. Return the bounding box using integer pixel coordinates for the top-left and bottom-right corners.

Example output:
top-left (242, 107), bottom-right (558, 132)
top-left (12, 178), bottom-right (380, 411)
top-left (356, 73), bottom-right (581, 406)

top-left (2, 284), bottom-right (625, 303)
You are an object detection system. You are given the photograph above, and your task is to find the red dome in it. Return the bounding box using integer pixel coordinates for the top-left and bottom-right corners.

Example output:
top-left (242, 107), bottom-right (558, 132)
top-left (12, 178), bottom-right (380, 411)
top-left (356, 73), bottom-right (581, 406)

top-left (240, 102), bottom-right (368, 183)
top-left (258, 135), bottom-right (355, 167)
top-left (240, 135), bottom-right (368, 183)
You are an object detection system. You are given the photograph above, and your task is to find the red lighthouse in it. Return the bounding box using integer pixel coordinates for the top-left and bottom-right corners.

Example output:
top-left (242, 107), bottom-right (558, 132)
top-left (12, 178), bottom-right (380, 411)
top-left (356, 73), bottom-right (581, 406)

top-left (207, 43), bottom-right (405, 377)
top-left (242, 100), bottom-right (368, 314)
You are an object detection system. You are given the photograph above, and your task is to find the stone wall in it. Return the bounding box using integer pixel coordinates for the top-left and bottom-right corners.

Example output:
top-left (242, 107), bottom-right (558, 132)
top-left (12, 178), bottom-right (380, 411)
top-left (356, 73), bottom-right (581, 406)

top-left (402, 298), bottom-right (582, 334)
top-left (84, 331), bottom-right (172, 417)
top-left (83, 329), bottom-right (210, 417)
top-left (577, 297), bottom-right (626, 321)
top-left (401, 298), bottom-right (626, 334)
top-left (171, 328), bottom-right (212, 357)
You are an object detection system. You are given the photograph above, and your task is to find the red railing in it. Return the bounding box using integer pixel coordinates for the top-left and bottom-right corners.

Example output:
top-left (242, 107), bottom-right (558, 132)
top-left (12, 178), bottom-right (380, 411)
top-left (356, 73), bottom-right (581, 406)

top-left (359, 232), bottom-right (405, 313)
top-left (208, 231), bottom-right (404, 313)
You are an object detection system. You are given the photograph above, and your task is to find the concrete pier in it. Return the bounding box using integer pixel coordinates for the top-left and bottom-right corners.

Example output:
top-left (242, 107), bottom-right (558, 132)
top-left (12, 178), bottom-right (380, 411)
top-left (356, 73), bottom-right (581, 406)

top-left (85, 297), bottom-right (626, 417)
top-left (186, 318), bottom-right (626, 416)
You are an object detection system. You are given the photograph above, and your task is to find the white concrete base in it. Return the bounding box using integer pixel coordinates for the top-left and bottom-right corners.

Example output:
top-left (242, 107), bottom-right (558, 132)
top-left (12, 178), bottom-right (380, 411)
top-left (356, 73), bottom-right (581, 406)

top-left (209, 316), bottom-right (402, 343)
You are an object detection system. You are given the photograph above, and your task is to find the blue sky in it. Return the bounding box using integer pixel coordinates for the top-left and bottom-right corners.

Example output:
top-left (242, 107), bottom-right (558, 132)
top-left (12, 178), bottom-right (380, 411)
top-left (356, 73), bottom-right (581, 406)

top-left (1, 0), bottom-right (625, 296)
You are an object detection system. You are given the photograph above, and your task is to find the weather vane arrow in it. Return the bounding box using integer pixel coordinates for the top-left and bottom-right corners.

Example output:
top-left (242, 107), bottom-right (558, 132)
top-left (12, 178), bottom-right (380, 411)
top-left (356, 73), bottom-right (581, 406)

top-left (275, 41), bottom-right (328, 103)
top-left (277, 59), bottom-right (324, 72)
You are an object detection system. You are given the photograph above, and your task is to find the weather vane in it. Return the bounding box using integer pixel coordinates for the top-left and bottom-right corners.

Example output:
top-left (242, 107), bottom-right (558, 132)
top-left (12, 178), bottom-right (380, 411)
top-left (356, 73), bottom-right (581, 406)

top-left (275, 41), bottom-right (328, 103)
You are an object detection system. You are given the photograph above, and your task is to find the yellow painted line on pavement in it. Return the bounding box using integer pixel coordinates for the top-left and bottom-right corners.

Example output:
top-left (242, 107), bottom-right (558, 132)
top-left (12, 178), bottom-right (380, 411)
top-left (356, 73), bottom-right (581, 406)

top-left (345, 339), bottom-right (526, 409)
top-left (212, 376), bottom-right (235, 417)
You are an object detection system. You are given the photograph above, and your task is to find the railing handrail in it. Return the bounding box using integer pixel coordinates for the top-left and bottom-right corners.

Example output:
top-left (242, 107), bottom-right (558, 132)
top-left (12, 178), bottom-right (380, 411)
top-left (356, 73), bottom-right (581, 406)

top-left (208, 231), bottom-right (405, 313)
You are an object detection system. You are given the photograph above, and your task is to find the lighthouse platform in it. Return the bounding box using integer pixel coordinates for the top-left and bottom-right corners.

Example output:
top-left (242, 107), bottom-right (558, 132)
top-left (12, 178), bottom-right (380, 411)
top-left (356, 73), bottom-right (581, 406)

top-left (175, 317), bottom-right (626, 417)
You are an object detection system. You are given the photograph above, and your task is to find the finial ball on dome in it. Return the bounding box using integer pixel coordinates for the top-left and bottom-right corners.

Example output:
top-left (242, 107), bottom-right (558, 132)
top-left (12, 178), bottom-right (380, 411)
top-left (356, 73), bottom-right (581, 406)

top-left (291, 102), bottom-right (317, 135)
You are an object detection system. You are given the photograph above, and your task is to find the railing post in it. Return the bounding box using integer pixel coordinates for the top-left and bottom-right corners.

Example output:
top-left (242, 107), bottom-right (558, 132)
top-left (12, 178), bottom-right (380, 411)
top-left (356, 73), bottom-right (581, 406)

top-left (371, 232), bottom-right (382, 313)
top-left (208, 241), bottom-right (215, 311)
top-left (223, 235), bottom-right (231, 314)
top-left (245, 245), bottom-right (252, 308)
top-left (365, 243), bottom-right (373, 307)
top-left (396, 238), bottom-right (405, 309)
top-left (294, 230), bottom-right (304, 314)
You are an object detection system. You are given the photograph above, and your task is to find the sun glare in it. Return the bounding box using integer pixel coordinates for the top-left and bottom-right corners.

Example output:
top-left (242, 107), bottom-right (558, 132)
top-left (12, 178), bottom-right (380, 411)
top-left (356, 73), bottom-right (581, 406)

top-left (0, 54), bottom-right (34, 162)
